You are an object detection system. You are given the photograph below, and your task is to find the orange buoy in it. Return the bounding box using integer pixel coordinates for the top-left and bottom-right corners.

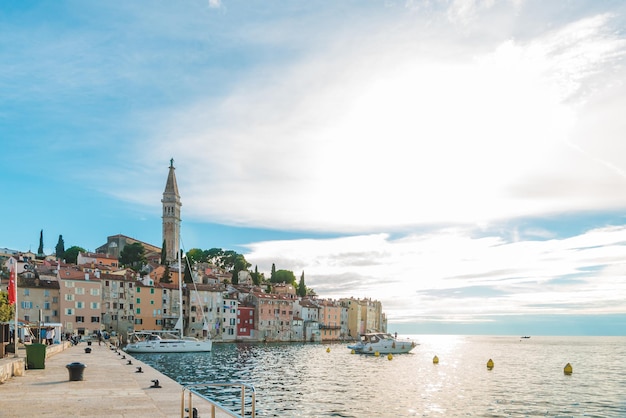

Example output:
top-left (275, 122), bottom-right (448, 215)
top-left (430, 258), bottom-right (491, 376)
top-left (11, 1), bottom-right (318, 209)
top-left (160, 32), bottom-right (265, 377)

top-left (326, 347), bottom-right (330, 353)
top-left (487, 359), bottom-right (494, 370)
top-left (387, 353), bottom-right (393, 360)
top-left (564, 363), bottom-right (573, 375)
top-left (433, 355), bottom-right (439, 364)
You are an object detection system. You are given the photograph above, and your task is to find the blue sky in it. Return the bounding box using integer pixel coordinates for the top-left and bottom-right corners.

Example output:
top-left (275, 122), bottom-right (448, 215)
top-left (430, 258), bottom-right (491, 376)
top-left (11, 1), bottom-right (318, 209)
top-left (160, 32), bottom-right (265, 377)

top-left (2, 0), bottom-right (626, 336)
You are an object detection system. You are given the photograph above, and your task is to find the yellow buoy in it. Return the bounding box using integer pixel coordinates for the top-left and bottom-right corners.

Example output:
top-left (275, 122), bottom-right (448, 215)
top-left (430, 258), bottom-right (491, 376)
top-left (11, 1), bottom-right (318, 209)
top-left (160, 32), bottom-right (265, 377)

top-left (387, 353), bottom-right (393, 360)
top-left (433, 355), bottom-right (439, 364)
top-left (374, 351), bottom-right (380, 357)
top-left (351, 349), bottom-right (355, 354)
top-left (487, 359), bottom-right (494, 370)
top-left (564, 363), bottom-right (573, 375)
top-left (326, 347), bottom-right (330, 353)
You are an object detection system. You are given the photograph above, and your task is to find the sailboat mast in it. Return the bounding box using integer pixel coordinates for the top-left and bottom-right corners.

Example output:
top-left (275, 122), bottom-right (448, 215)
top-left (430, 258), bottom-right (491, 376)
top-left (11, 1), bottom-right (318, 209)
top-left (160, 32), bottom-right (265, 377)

top-left (178, 249), bottom-right (183, 337)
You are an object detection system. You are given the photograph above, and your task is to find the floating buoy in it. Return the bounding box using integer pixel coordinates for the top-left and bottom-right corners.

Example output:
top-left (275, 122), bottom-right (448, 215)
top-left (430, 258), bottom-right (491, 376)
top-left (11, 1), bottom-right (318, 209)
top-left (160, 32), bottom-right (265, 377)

top-left (326, 347), bottom-right (330, 353)
top-left (487, 359), bottom-right (494, 370)
top-left (351, 349), bottom-right (355, 354)
top-left (433, 355), bottom-right (439, 364)
top-left (374, 351), bottom-right (380, 357)
top-left (564, 363), bottom-right (573, 375)
top-left (387, 353), bottom-right (393, 360)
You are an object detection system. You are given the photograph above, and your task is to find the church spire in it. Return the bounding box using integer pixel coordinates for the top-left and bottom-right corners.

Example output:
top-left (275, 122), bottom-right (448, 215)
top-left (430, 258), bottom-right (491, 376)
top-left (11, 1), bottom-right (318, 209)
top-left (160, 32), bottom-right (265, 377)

top-left (162, 159), bottom-right (181, 263)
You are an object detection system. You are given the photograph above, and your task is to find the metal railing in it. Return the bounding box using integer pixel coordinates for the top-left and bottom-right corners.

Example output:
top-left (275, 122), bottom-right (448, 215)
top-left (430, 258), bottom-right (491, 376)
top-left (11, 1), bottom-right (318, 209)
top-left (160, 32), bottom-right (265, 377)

top-left (181, 382), bottom-right (256, 418)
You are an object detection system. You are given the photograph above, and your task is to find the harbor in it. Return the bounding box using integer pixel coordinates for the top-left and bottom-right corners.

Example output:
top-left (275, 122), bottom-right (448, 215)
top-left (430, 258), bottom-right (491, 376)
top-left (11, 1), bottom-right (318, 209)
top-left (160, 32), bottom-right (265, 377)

top-left (0, 341), bottom-right (234, 417)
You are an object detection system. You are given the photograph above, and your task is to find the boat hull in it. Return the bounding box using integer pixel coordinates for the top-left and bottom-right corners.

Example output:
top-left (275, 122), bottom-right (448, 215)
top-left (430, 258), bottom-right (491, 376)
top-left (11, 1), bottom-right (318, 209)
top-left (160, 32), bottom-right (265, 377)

top-left (348, 333), bottom-right (417, 355)
top-left (124, 339), bottom-right (212, 353)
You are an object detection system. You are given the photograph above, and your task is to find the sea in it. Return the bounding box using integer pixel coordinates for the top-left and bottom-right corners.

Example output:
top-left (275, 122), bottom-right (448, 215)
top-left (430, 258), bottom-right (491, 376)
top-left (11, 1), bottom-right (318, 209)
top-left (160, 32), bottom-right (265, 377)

top-left (131, 335), bottom-right (626, 417)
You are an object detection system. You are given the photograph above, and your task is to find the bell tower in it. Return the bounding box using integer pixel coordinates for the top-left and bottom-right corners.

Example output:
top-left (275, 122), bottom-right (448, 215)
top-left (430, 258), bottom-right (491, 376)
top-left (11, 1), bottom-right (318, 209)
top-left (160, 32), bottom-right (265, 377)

top-left (162, 158), bottom-right (181, 263)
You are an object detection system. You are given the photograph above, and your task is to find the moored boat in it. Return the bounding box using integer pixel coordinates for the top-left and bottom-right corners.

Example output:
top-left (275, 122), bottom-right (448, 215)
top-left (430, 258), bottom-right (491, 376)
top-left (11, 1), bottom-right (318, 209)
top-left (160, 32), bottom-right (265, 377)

top-left (124, 330), bottom-right (212, 353)
top-left (348, 332), bottom-right (417, 354)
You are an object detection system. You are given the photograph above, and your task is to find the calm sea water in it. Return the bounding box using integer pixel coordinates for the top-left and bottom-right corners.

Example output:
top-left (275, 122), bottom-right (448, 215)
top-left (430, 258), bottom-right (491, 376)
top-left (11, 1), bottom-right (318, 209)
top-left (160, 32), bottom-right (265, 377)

top-left (132, 335), bottom-right (626, 417)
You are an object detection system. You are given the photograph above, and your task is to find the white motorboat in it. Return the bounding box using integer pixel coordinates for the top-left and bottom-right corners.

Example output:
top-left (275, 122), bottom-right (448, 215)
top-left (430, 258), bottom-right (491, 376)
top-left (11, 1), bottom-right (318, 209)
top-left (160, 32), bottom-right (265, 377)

top-left (347, 333), bottom-right (417, 354)
top-left (124, 331), bottom-right (212, 353)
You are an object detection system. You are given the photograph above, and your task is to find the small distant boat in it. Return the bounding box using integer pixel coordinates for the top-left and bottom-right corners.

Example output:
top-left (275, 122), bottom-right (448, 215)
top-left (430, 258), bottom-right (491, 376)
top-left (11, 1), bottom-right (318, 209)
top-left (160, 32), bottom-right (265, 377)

top-left (347, 333), bottom-right (417, 355)
top-left (124, 330), bottom-right (212, 353)
top-left (521, 336), bottom-right (531, 339)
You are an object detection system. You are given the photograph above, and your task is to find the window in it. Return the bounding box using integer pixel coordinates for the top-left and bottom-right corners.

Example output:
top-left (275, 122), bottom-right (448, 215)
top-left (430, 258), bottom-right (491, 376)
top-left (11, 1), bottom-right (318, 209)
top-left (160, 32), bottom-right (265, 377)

top-left (21, 301), bottom-right (33, 309)
top-left (136, 308), bottom-right (141, 314)
top-left (23, 289), bottom-right (30, 296)
top-left (65, 294), bottom-right (74, 301)
top-left (44, 302), bottom-right (51, 310)
top-left (119, 303), bottom-right (124, 310)
top-left (65, 281), bottom-right (75, 288)
top-left (76, 316), bottom-right (85, 323)
top-left (150, 288), bottom-right (154, 294)
top-left (91, 316), bottom-right (100, 323)
top-left (128, 283), bottom-right (132, 288)
top-left (52, 296), bottom-right (58, 303)
top-left (135, 319), bottom-right (143, 325)
top-left (91, 302), bottom-right (99, 309)
top-left (90, 288), bottom-right (99, 296)
top-left (44, 289), bottom-right (50, 297)
top-left (75, 287), bottom-right (85, 295)
top-left (24, 315), bottom-right (30, 322)
top-left (136, 298), bottom-right (141, 304)
top-left (130, 304), bottom-right (134, 310)
top-left (136, 287), bottom-right (141, 293)
top-left (150, 300), bottom-right (154, 305)
top-left (75, 301), bottom-right (84, 309)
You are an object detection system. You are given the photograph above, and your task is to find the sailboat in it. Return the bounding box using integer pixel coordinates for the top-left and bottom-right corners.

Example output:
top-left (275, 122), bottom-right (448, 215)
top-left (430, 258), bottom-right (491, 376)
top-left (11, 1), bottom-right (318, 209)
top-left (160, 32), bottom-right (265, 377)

top-left (124, 251), bottom-right (212, 353)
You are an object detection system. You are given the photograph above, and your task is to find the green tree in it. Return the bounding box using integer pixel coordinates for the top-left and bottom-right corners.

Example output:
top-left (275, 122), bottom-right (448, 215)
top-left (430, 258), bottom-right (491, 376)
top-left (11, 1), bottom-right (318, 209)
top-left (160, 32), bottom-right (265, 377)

top-left (270, 263), bottom-right (276, 281)
top-left (37, 229), bottom-right (44, 257)
top-left (55, 235), bottom-right (65, 258)
top-left (186, 248), bottom-right (205, 264)
top-left (183, 259), bottom-right (193, 283)
top-left (119, 242), bottom-right (146, 271)
top-left (161, 264), bottom-right (172, 283)
top-left (297, 271), bottom-right (307, 297)
top-left (64, 246), bottom-right (86, 264)
top-left (161, 240), bottom-right (167, 265)
top-left (272, 269), bottom-right (296, 286)
top-left (251, 265), bottom-right (262, 286)
top-left (0, 292), bottom-right (13, 322)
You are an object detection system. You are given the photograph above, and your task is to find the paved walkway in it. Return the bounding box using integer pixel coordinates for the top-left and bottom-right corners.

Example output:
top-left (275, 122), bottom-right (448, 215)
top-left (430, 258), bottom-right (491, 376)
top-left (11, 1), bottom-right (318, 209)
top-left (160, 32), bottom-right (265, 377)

top-left (0, 342), bottom-right (232, 417)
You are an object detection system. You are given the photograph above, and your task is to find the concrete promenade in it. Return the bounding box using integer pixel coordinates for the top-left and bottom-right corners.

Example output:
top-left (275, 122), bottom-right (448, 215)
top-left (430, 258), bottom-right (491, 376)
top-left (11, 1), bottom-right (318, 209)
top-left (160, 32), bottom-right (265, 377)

top-left (0, 342), bottom-right (232, 417)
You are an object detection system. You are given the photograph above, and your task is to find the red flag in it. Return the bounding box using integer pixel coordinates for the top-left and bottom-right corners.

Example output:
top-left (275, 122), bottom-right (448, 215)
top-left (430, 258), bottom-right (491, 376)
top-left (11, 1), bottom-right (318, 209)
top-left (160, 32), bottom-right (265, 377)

top-left (8, 260), bottom-right (16, 305)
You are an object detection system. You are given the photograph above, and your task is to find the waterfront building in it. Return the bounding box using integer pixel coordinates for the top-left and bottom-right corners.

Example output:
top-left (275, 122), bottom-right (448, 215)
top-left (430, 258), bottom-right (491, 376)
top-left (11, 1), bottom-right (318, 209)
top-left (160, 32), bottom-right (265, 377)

top-left (16, 276), bottom-right (61, 340)
top-left (57, 267), bottom-right (102, 337)
top-left (294, 298), bottom-right (321, 342)
top-left (220, 293), bottom-right (239, 341)
top-left (340, 297), bottom-right (387, 338)
top-left (100, 271), bottom-right (136, 337)
top-left (95, 234), bottom-right (161, 261)
top-left (187, 283), bottom-right (225, 339)
top-left (133, 282), bottom-right (166, 331)
top-left (249, 292), bottom-right (296, 342)
top-left (318, 299), bottom-right (342, 342)
top-left (77, 252), bottom-right (119, 269)
top-left (236, 305), bottom-right (255, 340)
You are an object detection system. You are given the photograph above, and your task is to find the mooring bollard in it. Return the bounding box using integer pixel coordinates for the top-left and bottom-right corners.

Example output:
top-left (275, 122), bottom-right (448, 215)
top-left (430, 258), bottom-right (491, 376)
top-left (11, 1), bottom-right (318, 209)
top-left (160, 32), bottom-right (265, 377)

top-left (66, 362), bottom-right (86, 381)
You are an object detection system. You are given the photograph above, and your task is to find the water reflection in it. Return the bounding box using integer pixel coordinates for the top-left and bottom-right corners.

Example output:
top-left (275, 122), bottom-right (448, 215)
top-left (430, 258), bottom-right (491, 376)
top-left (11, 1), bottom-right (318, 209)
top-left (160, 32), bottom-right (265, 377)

top-left (133, 336), bottom-right (626, 417)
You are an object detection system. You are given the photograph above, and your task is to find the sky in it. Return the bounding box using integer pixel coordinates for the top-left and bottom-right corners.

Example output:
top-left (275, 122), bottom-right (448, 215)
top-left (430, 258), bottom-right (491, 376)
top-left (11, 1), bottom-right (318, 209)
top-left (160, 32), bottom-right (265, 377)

top-left (2, 0), bottom-right (626, 336)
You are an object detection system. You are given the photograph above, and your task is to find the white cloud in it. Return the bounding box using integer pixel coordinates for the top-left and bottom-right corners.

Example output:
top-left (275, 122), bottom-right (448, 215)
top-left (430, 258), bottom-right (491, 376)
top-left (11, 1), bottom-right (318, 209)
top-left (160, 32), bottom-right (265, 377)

top-left (143, 7), bottom-right (626, 235)
top-left (244, 225), bottom-right (626, 322)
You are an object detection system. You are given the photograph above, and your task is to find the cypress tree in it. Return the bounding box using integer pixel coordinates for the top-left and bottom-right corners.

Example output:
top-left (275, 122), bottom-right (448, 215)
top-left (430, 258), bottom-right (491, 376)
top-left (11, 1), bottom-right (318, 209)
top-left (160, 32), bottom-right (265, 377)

top-left (37, 229), bottom-right (44, 257)
top-left (298, 271), bottom-right (306, 297)
top-left (55, 235), bottom-right (65, 259)
top-left (161, 240), bottom-right (167, 265)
